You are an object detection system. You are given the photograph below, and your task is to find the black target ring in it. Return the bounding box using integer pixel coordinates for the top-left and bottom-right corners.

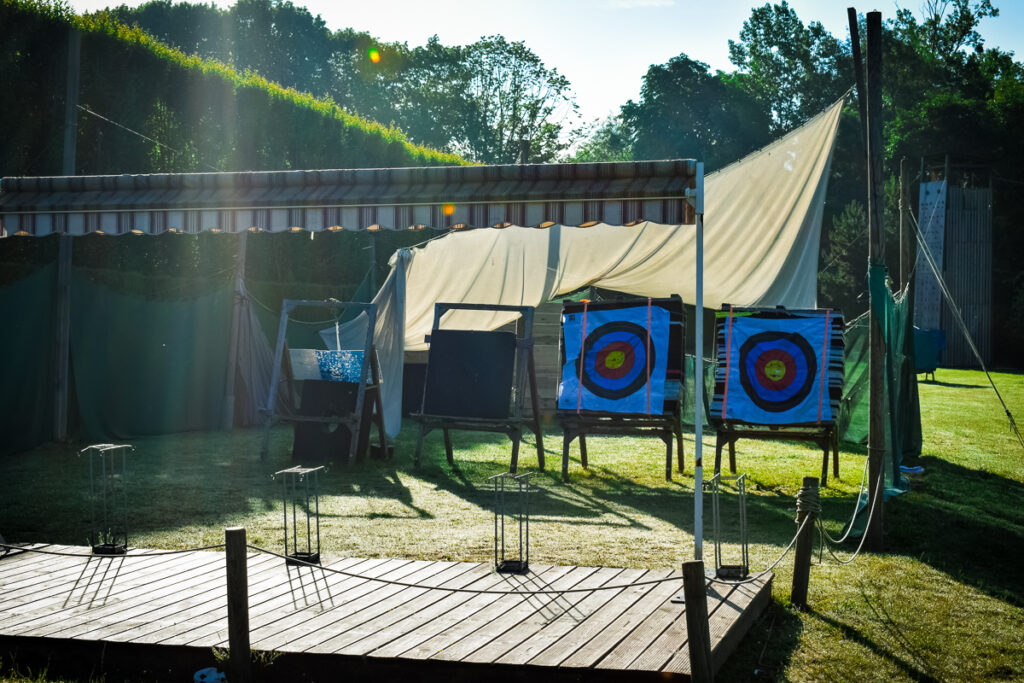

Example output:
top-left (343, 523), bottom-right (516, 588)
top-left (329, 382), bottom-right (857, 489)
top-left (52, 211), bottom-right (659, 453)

top-left (737, 331), bottom-right (817, 413)
top-left (577, 321), bottom-right (654, 400)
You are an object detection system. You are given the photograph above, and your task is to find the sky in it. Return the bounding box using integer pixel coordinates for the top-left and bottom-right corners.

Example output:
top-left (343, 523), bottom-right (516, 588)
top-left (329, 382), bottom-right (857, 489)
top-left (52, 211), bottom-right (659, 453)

top-left (67, 0), bottom-right (1024, 124)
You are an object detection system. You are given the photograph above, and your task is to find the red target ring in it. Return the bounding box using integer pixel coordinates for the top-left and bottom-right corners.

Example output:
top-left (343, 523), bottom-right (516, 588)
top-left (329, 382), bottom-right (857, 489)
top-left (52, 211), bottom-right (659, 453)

top-left (754, 348), bottom-right (797, 391)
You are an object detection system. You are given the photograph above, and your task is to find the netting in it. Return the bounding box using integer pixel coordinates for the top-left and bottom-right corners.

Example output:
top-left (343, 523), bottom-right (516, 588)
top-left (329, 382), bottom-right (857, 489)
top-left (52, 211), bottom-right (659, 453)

top-left (836, 265), bottom-right (921, 531)
top-left (0, 263), bottom-right (56, 456)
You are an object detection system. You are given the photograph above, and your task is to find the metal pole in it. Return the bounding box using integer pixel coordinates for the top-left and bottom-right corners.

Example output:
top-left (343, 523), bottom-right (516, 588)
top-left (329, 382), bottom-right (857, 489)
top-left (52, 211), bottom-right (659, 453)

top-left (865, 10), bottom-right (886, 551)
top-left (694, 162), bottom-right (705, 561)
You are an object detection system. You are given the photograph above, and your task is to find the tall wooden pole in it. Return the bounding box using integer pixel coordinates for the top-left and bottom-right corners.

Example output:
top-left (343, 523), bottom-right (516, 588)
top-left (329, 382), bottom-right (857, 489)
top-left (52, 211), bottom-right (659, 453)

top-left (865, 10), bottom-right (886, 551)
top-left (847, 8), bottom-right (867, 150)
top-left (62, 28), bottom-right (81, 176)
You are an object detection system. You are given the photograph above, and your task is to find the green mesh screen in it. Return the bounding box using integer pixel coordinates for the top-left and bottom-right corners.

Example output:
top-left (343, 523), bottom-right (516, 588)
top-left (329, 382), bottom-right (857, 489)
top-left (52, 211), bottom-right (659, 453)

top-left (69, 270), bottom-right (234, 439)
top-left (0, 263), bottom-right (56, 456)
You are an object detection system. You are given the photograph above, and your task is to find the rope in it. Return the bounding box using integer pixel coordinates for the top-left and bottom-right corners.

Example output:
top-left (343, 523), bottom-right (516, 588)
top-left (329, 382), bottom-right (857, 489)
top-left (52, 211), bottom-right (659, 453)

top-left (908, 209), bottom-right (1024, 453)
top-left (76, 104), bottom-right (221, 173)
top-left (817, 469), bottom-right (884, 565)
top-left (246, 544), bottom-right (695, 595)
top-left (0, 543), bottom-right (226, 558)
top-left (820, 452), bottom-right (870, 545)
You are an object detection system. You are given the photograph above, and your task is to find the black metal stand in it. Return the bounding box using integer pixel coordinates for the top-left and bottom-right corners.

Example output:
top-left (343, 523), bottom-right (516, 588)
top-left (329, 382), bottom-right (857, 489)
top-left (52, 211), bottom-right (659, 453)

top-left (491, 472), bottom-right (532, 574)
top-left (79, 443), bottom-right (133, 556)
top-left (274, 465), bottom-right (324, 566)
top-left (711, 472), bottom-right (749, 580)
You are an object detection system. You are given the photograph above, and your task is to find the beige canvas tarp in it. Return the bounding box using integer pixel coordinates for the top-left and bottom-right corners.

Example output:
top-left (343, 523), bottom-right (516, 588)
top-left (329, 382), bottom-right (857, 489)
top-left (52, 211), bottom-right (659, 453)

top-left (328, 97), bottom-right (845, 436)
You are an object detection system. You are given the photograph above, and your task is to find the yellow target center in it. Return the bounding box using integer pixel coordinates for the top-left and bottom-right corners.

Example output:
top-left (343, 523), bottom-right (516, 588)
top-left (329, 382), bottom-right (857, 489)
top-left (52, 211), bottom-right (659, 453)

top-left (605, 351), bottom-right (626, 369)
top-left (764, 359), bottom-right (787, 382)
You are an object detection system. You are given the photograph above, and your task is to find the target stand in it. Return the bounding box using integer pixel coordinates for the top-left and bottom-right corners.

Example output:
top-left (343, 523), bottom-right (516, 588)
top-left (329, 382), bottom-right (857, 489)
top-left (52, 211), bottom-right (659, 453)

top-left (260, 300), bottom-right (387, 464)
top-left (710, 305), bottom-right (844, 486)
top-left (411, 303), bottom-right (544, 472)
top-left (556, 296), bottom-right (685, 482)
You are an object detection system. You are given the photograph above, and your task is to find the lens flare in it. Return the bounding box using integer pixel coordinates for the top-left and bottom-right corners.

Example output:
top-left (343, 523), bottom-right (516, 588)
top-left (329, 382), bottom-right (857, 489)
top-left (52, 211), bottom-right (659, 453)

top-left (368, 48), bottom-right (381, 64)
top-left (442, 203), bottom-right (455, 216)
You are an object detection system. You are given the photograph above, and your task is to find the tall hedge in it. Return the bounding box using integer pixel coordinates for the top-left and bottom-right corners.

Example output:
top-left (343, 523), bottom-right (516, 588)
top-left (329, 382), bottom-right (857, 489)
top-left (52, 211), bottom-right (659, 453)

top-left (0, 0), bottom-right (466, 177)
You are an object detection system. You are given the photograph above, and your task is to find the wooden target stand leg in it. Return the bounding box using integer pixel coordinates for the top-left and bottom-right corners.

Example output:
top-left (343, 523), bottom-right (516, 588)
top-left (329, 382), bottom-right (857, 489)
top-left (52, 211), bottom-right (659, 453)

top-left (713, 426), bottom-right (840, 487)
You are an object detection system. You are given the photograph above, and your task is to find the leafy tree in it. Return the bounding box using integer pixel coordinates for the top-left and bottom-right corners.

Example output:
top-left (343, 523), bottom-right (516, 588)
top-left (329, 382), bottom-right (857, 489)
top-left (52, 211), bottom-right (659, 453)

top-left (620, 55), bottom-right (771, 170)
top-left (568, 115), bottom-right (632, 162)
top-left (728, 1), bottom-right (850, 133)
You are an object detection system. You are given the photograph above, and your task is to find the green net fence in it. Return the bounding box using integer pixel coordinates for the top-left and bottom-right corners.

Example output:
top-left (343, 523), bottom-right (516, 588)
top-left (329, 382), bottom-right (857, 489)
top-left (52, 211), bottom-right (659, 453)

top-left (0, 263), bottom-right (56, 456)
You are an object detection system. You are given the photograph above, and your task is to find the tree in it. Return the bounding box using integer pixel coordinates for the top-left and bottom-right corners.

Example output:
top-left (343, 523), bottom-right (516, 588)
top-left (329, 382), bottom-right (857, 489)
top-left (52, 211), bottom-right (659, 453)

top-left (620, 55), bottom-right (771, 171)
top-left (728, 1), bottom-right (849, 133)
top-left (567, 115), bottom-right (632, 162)
top-left (458, 35), bottom-right (578, 163)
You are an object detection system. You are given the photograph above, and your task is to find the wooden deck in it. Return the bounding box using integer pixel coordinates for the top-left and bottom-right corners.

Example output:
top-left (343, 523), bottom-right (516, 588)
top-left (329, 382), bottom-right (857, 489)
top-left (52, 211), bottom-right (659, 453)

top-left (0, 544), bottom-right (771, 681)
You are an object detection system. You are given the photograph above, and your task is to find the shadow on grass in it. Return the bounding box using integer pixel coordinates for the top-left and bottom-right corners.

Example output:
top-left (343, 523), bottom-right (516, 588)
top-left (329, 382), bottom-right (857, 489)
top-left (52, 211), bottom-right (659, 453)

top-left (716, 600), bottom-right (803, 681)
top-left (886, 455), bottom-right (1024, 606)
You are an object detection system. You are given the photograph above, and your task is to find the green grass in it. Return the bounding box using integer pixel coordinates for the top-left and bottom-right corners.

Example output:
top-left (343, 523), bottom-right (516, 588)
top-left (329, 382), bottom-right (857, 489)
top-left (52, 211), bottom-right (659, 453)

top-left (1, 369), bottom-right (1022, 681)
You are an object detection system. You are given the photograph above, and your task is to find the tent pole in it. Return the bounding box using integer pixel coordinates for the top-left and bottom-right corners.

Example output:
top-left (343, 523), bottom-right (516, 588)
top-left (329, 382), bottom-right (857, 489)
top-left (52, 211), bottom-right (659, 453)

top-left (693, 162), bottom-right (705, 562)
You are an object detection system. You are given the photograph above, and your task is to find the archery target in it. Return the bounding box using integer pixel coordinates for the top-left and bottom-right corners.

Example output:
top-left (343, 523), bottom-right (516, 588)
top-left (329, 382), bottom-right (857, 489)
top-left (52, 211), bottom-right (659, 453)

top-left (738, 331), bottom-right (817, 412)
top-left (578, 321), bottom-right (654, 400)
top-left (558, 305), bottom-right (669, 413)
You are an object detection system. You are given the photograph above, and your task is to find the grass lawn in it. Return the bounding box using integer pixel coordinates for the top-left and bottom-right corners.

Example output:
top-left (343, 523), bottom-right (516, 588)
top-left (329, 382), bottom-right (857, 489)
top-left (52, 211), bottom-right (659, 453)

top-left (1, 368), bottom-right (1022, 681)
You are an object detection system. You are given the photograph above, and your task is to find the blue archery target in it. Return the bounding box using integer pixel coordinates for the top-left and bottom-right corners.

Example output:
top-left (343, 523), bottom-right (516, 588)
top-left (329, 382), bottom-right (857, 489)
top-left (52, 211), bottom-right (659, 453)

top-left (558, 306), bottom-right (669, 413)
top-left (720, 315), bottom-right (832, 425)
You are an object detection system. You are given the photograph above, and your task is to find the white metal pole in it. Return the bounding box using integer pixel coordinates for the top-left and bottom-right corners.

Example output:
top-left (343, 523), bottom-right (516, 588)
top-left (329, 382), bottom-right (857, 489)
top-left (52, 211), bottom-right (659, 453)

top-left (693, 162), bottom-right (705, 562)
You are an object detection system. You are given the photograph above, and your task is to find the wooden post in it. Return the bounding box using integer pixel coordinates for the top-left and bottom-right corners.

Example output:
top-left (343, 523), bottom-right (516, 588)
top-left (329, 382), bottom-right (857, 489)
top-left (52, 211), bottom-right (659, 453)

top-left (53, 233), bottom-right (72, 441)
top-left (682, 560), bottom-right (714, 683)
top-left (225, 527), bottom-right (251, 683)
top-left (865, 11), bottom-right (886, 551)
top-left (223, 231), bottom-right (247, 429)
top-left (62, 28), bottom-right (81, 175)
top-left (847, 8), bottom-right (867, 150)
top-left (790, 476), bottom-right (819, 610)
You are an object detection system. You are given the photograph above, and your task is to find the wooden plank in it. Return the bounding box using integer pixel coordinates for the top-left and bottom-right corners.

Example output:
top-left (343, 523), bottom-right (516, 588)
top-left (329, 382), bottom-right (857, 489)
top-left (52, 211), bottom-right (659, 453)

top-left (265, 560), bottom-right (453, 652)
top-left (558, 569), bottom-right (680, 669)
top-left (331, 562), bottom-right (497, 655)
top-left (594, 570), bottom-right (689, 670)
top-left (302, 561), bottom-right (481, 654)
top-left (661, 575), bottom-right (769, 675)
top-left (524, 568), bottom-right (663, 668)
top-left (244, 557), bottom-right (405, 649)
top-left (20, 553), bottom-right (265, 640)
top-left (198, 556), bottom-right (377, 647)
top-left (4, 551), bottom-right (219, 635)
top-left (400, 564), bottom-right (575, 661)
top-left (0, 550), bottom-right (201, 609)
top-left (431, 565), bottom-right (602, 663)
top-left (495, 567), bottom-right (643, 666)
top-left (459, 567), bottom-right (626, 664)
top-left (364, 564), bottom-right (556, 660)
top-left (132, 555), bottom-right (290, 645)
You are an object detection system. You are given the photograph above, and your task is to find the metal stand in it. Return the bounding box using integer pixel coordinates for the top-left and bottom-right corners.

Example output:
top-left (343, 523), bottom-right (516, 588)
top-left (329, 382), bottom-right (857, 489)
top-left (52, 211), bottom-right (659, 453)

top-left (79, 444), bottom-right (133, 555)
top-left (274, 465), bottom-right (324, 566)
top-left (711, 473), bottom-right (749, 580)
top-left (491, 472), bottom-right (532, 574)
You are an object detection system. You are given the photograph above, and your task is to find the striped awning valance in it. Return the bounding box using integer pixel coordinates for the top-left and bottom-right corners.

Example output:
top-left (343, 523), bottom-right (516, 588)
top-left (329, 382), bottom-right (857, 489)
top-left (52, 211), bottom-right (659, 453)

top-left (0, 160), bottom-right (698, 236)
